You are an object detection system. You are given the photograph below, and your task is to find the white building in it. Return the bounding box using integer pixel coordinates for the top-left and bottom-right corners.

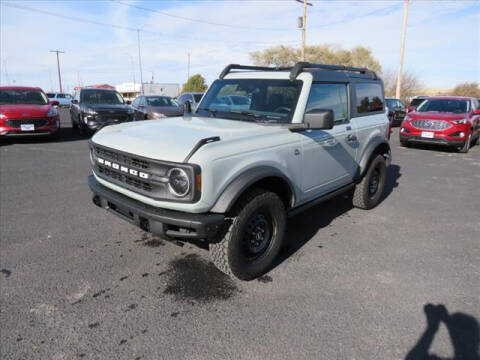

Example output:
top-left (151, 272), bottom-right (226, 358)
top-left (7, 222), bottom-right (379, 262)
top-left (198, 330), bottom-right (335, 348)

top-left (115, 82), bottom-right (180, 101)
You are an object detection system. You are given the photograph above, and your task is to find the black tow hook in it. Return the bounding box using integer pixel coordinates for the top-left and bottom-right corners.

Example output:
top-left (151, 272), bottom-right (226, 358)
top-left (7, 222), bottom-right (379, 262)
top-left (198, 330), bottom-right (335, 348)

top-left (92, 195), bottom-right (102, 207)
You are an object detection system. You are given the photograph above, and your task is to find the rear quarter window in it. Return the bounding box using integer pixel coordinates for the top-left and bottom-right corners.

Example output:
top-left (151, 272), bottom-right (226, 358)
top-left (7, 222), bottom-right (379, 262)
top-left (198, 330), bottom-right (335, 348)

top-left (355, 82), bottom-right (384, 114)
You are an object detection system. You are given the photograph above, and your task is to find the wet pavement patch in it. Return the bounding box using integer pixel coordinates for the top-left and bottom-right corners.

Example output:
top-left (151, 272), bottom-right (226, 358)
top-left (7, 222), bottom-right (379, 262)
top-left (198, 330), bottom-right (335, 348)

top-left (1, 269), bottom-right (12, 278)
top-left (257, 275), bottom-right (273, 283)
top-left (163, 254), bottom-right (238, 303)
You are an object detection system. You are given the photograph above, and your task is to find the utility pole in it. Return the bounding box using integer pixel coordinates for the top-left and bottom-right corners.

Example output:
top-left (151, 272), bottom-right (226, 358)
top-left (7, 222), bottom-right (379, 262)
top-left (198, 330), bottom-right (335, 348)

top-left (187, 52), bottom-right (190, 81)
top-left (50, 49), bottom-right (65, 93)
top-left (130, 56), bottom-right (136, 86)
top-left (296, 0), bottom-right (313, 61)
top-left (396, 0), bottom-right (409, 99)
top-left (137, 29), bottom-right (144, 94)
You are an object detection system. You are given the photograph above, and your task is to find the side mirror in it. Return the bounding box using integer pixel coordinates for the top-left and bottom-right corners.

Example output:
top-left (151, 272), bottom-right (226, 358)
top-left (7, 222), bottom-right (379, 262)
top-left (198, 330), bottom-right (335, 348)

top-left (184, 100), bottom-right (192, 114)
top-left (50, 100), bottom-right (59, 106)
top-left (71, 99), bottom-right (78, 104)
top-left (126, 100), bottom-right (131, 105)
top-left (303, 109), bottom-right (334, 130)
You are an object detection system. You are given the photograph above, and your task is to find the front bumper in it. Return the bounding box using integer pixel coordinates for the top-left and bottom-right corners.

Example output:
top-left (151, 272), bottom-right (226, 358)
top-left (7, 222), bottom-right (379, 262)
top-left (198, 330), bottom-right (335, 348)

top-left (0, 121), bottom-right (60, 137)
top-left (399, 133), bottom-right (464, 147)
top-left (88, 175), bottom-right (224, 239)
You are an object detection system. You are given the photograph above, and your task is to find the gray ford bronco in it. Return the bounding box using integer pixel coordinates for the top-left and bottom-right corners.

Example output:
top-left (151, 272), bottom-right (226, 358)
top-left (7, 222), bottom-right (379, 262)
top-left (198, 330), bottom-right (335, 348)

top-left (88, 62), bottom-right (391, 280)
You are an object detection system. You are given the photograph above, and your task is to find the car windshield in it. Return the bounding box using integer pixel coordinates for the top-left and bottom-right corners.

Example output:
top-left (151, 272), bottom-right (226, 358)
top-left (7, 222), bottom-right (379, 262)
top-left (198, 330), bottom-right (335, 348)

top-left (81, 90), bottom-right (124, 105)
top-left (410, 98), bottom-right (426, 107)
top-left (386, 99), bottom-right (396, 108)
top-left (196, 79), bottom-right (303, 124)
top-left (0, 89), bottom-right (49, 105)
top-left (417, 99), bottom-right (469, 114)
top-left (193, 94), bottom-right (203, 103)
top-left (146, 96), bottom-right (178, 107)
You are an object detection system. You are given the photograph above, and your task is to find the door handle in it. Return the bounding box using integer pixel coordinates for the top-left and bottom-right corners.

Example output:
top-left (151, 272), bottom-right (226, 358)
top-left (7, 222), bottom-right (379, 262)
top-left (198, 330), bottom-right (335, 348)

top-left (346, 134), bottom-right (357, 142)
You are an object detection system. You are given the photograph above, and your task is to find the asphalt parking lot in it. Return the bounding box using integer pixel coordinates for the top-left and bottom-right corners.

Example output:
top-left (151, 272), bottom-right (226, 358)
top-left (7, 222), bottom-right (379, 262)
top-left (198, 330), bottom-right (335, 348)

top-left (1, 109), bottom-right (479, 360)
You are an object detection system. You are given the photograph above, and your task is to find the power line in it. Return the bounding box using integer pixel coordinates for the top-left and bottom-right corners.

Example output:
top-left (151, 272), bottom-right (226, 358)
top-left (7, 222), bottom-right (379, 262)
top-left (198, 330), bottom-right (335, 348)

top-left (112, 0), bottom-right (289, 31)
top-left (1, 2), bottom-right (298, 46)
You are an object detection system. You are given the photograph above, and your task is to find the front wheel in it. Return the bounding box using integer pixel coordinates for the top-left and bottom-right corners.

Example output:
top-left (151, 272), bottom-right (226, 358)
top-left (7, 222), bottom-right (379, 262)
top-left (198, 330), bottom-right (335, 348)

top-left (210, 189), bottom-right (286, 281)
top-left (459, 133), bottom-right (471, 153)
top-left (352, 154), bottom-right (387, 210)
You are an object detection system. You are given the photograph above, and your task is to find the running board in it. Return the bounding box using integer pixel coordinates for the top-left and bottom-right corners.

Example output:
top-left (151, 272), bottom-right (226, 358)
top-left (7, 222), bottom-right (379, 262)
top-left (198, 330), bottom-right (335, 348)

top-left (287, 183), bottom-right (354, 217)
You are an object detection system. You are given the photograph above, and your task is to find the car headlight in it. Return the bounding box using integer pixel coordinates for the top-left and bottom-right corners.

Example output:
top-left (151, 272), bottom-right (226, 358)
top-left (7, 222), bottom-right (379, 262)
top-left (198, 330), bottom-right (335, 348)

top-left (152, 112), bottom-right (166, 119)
top-left (0, 113), bottom-right (6, 120)
top-left (46, 107), bottom-right (58, 117)
top-left (452, 119), bottom-right (468, 125)
top-left (84, 108), bottom-right (97, 115)
top-left (167, 168), bottom-right (190, 197)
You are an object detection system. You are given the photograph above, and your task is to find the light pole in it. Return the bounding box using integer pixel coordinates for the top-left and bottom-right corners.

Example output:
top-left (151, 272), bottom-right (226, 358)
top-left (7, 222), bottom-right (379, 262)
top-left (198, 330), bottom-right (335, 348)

top-left (50, 49), bottom-right (65, 92)
top-left (296, 0), bottom-right (313, 61)
top-left (396, 0), bottom-right (409, 99)
top-left (137, 29), bottom-right (144, 94)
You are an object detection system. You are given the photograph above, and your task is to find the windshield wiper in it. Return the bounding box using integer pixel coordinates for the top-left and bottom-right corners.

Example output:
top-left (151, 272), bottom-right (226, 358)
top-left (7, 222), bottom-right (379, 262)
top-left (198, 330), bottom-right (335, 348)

top-left (197, 107), bottom-right (217, 118)
top-left (228, 110), bottom-right (265, 122)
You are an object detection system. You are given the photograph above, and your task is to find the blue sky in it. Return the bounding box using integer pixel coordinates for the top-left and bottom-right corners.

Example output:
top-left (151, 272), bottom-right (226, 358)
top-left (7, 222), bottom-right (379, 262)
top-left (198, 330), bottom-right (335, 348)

top-left (1, 0), bottom-right (479, 93)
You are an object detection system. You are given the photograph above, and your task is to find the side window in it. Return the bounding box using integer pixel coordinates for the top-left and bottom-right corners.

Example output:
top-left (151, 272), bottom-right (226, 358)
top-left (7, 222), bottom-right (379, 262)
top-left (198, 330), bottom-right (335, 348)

top-left (141, 97), bottom-right (147, 106)
top-left (178, 95), bottom-right (185, 103)
top-left (132, 98), bottom-right (139, 107)
top-left (471, 99), bottom-right (478, 111)
top-left (355, 82), bottom-right (384, 114)
top-left (306, 83), bottom-right (348, 124)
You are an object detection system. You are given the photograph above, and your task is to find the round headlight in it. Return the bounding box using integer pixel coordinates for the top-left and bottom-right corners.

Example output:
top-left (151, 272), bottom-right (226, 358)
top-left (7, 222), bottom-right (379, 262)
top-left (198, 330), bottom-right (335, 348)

top-left (167, 168), bottom-right (190, 197)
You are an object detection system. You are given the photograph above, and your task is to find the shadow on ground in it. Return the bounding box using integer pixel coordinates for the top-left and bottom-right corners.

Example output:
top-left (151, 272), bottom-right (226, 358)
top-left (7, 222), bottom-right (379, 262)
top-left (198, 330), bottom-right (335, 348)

top-left (405, 303), bottom-right (479, 360)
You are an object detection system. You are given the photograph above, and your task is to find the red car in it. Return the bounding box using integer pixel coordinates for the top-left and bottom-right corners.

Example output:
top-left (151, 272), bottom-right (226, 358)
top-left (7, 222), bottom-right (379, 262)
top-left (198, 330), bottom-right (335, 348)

top-left (399, 96), bottom-right (480, 153)
top-left (0, 86), bottom-right (60, 138)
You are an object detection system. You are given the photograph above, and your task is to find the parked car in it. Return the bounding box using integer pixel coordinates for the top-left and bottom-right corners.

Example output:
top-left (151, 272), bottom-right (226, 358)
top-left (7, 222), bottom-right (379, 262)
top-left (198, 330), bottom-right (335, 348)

top-left (399, 96), bottom-right (480, 153)
top-left (70, 88), bottom-right (134, 135)
top-left (385, 98), bottom-right (406, 126)
top-left (407, 96), bottom-right (428, 113)
top-left (132, 95), bottom-right (182, 120)
top-left (88, 62), bottom-right (391, 280)
top-left (0, 86), bottom-right (60, 138)
top-left (210, 95), bottom-right (251, 111)
top-left (177, 92), bottom-right (204, 111)
top-left (46, 92), bottom-right (73, 107)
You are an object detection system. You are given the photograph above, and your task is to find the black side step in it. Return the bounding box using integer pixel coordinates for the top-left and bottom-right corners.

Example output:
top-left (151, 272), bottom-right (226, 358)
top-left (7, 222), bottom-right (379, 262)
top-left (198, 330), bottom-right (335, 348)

top-left (288, 183), bottom-right (354, 217)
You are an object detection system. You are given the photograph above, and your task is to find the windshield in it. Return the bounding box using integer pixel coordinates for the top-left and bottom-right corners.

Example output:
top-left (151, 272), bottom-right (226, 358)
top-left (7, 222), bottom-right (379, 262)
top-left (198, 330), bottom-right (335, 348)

top-left (193, 94), bottom-right (203, 103)
top-left (146, 96), bottom-right (178, 107)
top-left (386, 99), bottom-right (396, 108)
top-left (197, 79), bottom-right (303, 124)
top-left (410, 98), bottom-right (426, 107)
top-left (417, 99), bottom-right (469, 114)
top-left (81, 90), bottom-right (124, 105)
top-left (0, 89), bottom-right (49, 105)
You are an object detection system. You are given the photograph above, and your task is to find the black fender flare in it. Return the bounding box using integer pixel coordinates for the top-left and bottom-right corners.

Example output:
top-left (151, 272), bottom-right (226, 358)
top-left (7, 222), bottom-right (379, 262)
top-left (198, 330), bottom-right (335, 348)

top-left (210, 166), bottom-right (295, 214)
top-left (356, 136), bottom-right (391, 181)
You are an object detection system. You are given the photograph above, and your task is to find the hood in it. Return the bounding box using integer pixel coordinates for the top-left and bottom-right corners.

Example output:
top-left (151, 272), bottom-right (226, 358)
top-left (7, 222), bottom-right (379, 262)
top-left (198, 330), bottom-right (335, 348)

top-left (85, 104), bottom-right (130, 111)
top-left (0, 104), bottom-right (51, 118)
top-left (409, 111), bottom-right (466, 121)
top-left (150, 106), bottom-right (183, 117)
top-left (92, 116), bottom-right (285, 163)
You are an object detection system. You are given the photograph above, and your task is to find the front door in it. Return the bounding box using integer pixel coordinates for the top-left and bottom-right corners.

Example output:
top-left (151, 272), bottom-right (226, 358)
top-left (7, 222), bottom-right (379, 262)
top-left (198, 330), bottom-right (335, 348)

top-left (301, 83), bottom-right (358, 201)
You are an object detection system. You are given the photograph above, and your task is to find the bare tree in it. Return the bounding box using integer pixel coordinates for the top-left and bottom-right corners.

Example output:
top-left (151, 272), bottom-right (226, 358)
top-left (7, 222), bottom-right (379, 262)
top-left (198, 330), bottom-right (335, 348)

top-left (451, 82), bottom-right (480, 98)
top-left (382, 69), bottom-right (422, 104)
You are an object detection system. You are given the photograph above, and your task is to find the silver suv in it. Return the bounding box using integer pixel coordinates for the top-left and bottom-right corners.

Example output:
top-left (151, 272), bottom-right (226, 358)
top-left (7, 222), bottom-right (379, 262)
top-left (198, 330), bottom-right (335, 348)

top-left (88, 62), bottom-right (391, 280)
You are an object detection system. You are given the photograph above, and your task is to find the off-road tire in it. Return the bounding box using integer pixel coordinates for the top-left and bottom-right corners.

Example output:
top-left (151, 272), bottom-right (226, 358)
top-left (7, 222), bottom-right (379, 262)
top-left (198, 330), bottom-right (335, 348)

top-left (210, 188), bottom-right (286, 280)
top-left (352, 154), bottom-right (387, 210)
top-left (459, 133), bottom-right (471, 153)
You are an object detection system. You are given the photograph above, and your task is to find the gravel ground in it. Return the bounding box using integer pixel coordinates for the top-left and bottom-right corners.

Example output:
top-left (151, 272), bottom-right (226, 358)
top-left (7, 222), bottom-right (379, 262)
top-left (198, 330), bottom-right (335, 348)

top-left (1, 109), bottom-right (479, 360)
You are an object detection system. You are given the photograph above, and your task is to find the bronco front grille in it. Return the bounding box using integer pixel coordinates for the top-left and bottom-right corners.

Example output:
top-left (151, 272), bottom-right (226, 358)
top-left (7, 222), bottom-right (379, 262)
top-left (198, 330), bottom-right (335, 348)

top-left (5, 118), bottom-right (48, 128)
top-left (94, 146), bottom-right (150, 170)
top-left (98, 165), bottom-right (152, 192)
top-left (411, 120), bottom-right (451, 131)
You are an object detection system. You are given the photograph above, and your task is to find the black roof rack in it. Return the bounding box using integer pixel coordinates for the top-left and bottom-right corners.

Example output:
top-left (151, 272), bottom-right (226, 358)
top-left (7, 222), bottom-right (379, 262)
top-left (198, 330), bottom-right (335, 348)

top-left (219, 64), bottom-right (291, 79)
top-left (219, 62), bottom-right (377, 81)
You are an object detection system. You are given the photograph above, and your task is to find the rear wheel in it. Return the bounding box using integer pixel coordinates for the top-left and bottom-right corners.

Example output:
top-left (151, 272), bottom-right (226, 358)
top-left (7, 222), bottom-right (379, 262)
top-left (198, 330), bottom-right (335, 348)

top-left (352, 155), bottom-right (387, 210)
top-left (210, 188), bottom-right (286, 280)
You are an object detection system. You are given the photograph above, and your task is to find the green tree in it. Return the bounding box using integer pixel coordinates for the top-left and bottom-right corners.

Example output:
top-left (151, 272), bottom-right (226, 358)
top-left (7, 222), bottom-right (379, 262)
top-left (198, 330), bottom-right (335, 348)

top-left (250, 44), bottom-right (382, 73)
top-left (451, 81), bottom-right (480, 98)
top-left (181, 74), bottom-right (208, 93)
